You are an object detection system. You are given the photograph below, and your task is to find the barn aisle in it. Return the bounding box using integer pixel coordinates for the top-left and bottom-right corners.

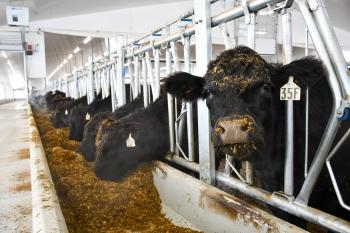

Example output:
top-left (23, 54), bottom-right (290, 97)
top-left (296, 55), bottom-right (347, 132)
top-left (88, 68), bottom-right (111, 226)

top-left (0, 101), bottom-right (31, 233)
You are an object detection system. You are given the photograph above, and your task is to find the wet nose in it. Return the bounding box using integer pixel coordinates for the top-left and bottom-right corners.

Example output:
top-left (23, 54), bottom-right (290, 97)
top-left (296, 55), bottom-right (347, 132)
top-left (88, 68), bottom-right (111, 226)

top-left (214, 116), bottom-right (254, 145)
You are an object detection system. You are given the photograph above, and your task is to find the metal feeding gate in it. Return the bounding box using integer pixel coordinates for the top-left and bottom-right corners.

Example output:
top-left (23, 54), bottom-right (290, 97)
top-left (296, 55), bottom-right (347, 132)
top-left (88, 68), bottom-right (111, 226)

top-left (46, 0), bottom-right (350, 232)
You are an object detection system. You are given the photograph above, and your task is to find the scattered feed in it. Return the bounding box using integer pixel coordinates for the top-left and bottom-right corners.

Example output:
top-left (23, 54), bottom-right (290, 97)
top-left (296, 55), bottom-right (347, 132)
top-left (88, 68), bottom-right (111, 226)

top-left (33, 109), bottom-right (200, 233)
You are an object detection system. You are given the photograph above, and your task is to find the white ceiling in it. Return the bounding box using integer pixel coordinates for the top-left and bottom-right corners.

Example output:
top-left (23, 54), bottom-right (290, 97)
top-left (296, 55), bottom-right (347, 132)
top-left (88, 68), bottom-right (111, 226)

top-left (0, 0), bottom-right (349, 83)
top-left (0, 0), bottom-right (185, 25)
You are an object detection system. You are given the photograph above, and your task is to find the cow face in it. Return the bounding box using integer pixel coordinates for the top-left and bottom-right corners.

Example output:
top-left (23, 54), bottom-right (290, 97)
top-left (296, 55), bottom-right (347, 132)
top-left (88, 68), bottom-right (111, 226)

top-left (68, 105), bottom-right (88, 141)
top-left (94, 120), bottom-right (146, 181)
top-left (165, 46), bottom-right (324, 162)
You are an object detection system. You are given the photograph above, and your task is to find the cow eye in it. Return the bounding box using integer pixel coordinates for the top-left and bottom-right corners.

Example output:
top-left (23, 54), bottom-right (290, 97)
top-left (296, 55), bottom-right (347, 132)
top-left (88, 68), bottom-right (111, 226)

top-left (206, 92), bottom-right (214, 107)
top-left (262, 84), bottom-right (271, 91)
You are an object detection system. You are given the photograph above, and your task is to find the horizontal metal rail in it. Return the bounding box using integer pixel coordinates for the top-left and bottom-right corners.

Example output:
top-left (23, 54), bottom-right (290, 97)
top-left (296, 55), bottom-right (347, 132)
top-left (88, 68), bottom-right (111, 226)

top-left (125, 0), bottom-right (285, 59)
top-left (124, 0), bottom-right (220, 47)
top-left (166, 155), bottom-right (350, 233)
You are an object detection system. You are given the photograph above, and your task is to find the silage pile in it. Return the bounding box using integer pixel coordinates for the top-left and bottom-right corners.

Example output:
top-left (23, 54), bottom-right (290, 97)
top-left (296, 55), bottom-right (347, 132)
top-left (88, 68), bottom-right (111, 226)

top-left (33, 109), bottom-right (200, 233)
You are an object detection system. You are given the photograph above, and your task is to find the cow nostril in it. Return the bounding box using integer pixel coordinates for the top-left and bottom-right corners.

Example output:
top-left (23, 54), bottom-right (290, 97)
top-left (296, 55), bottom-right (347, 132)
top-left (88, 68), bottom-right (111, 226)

top-left (215, 126), bottom-right (225, 135)
top-left (241, 124), bottom-right (249, 132)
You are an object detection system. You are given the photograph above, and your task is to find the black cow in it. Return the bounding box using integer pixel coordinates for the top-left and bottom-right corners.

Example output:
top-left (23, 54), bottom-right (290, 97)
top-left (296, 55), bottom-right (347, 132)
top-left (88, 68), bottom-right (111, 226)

top-left (50, 95), bottom-right (87, 128)
top-left (94, 95), bottom-right (169, 181)
top-left (164, 46), bottom-right (350, 224)
top-left (68, 95), bottom-right (111, 141)
top-left (50, 97), bottom-right (74, 128)
top-left (45, 90), bottom-right (67, 111)
top-left (77, 94), bottom-right (145, 162)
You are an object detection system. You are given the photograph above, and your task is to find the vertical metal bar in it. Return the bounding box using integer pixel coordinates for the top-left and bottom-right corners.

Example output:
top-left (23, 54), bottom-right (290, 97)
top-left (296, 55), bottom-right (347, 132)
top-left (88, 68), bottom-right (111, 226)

top-left (304, 29), bottom-right (309, 178)
top-left (246, 11), bottom-right (256, 185)
top-left (171, 40), bottom-right (186, 156)
top-left (309, 0), bottom-right (350, 98)
top-left (305, 28), bottom-right (309, 56)
top-left (145, 51), bottom-right (156, 100)
top-left (184, 36), bottom-right (195, 162)
top-left (166, 46), bottom-right (175, 153)
top-left (134, 56), bottom-right (140, 97)
top-left (116, 36), bottom-right (126, 107)
top-left (194, 0), bottom-right (215, 185)
top-left (304, 87), bottom-right (309, 178)
top-left (141, 57), bottom-right (149, 107)
top-left (127, 58), bottom-right (135, 100)
top-left (170, 41), bottom-right (180, 72)
top-left (224, 155), bottom-right (233, 177)
top-left (295, 0), bottom-right (342, 205)
top-left (282, 9), bottom-right (294, 196)
top-left (73, 67), bottom-right (79, 99)
top-left (154, 48), bottom-right (161, 99)
top-left (65, 75), bottom-right (68, 96)
top-left (247, 13), bottom-right (256, 49)
top-left (111, 64), bottom-right (117, 112)
top-left (89, 56), bottom-right (95, 103)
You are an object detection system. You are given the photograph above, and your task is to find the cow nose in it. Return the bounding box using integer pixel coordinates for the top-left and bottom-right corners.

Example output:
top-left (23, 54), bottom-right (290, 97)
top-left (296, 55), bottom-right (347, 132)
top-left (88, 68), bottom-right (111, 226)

top-left (214, 116), bottom-right (254, 145)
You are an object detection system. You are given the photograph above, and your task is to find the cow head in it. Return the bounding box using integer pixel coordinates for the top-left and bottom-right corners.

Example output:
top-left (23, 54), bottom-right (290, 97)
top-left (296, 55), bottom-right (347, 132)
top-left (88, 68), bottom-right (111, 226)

top-left (68, 104), bottom-right (89, 141)
top-left (165, 46), bottom-right (325, 161)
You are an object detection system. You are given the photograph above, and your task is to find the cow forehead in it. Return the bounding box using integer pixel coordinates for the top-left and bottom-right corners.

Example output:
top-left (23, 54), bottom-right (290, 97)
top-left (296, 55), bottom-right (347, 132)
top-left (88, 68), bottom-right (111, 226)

top-left (204, 54), bottom-right (270, 92)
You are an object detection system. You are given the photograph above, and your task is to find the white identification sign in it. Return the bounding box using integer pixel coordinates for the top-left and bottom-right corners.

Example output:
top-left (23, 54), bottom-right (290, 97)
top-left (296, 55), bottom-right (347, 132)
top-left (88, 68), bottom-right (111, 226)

top-left (126, 133), bottom-right (136, 148)
top-left (280, 76), bottom-right (301, 101)
top-left (85, 113), bottom-right (90, 121)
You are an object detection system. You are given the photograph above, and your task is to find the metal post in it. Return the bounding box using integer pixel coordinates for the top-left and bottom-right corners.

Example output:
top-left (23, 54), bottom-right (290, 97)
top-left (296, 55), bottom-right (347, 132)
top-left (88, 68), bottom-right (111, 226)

top-left (127, 58), bottom-right (135, 100)
top-left (309, 0), bottom-right (350, 98)
top-left (116, 36), bottom-right (126, 107)
top-left (194, 0), bottom-right (215, 185)
top-left (73, 67), bottom-right (79, 99)
top-left (145, 51), bottom-right (156, 100)
top-left (247, 13), bottom-right (256, 49)
top-left (65, 75), bottom-right (68, 96)
top-left (281, 9), bottom-right (294, 196)
top-left (88, 56), bottom-right (95, 103)
top-left (304, 29), bottom-right (309, 178)
top-left (171, 39), bottom-right (186, 156)
top-left (154, 48), bottom-right (161, 99)
top-left (170, 41), bottom-right (180, 72)
top-left (166, 26), bottom-right (176, 154)
top-left (305, 28), bottom-right (309, 56)
top-left (295, 0), bottom-right (342, 205)
top-left (304, 87), bottom-right (309, 178)
top-left (184, 36), bottom-right (195, 162)
top-left (112, 64), bottom-right (118, 111)
top-left (134, 56), bottom-right (140, 97)
top-left (219, 22), bottom-right (234, 50)
top-left (246, 11), bottom-right (256, 185)
top-left (141, 57), bottom-right (149, 107)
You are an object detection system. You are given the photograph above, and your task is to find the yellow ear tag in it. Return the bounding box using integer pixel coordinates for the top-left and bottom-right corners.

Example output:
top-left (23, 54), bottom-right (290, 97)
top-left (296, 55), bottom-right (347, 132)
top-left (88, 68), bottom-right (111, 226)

top-left (85, 113), bottom-right (91, 121)
top-left (126, 133), bottom-right (136, 148)
top-left (65, 109), bottom-right (68, 115)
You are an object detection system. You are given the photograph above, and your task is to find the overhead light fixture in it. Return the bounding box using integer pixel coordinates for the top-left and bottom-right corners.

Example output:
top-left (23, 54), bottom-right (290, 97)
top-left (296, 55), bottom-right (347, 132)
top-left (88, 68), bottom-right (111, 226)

top-left (68, 54), bottom-right (73, 59)
top-left (73, 47), bottom-right (80, 54)
top-left (7, 60), bottom-right (11, 66)
top-left (83, 36), bottom-right (92, 44)
top-left (63, 59), bottom-right (68, 64)
top-left (2, 51), bottom-right (7, 59)
top-left (256, 31), bottom-right (267, 35)
top-left (59, 64), bottom-right (63, 68)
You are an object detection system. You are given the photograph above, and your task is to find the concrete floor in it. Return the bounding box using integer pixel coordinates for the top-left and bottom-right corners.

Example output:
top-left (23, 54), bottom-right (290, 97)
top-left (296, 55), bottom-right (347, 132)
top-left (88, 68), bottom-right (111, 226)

top-left (0, 101), bottom-right (31, 233)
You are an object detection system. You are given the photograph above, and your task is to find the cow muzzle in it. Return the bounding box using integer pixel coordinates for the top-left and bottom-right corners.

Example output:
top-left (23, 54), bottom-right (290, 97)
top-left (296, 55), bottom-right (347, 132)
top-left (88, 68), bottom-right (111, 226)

top-left (213, 115), bottom-right (257, 145)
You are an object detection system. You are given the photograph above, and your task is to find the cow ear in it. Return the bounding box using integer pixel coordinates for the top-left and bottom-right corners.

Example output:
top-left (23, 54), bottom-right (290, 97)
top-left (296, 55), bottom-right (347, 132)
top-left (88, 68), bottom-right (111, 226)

top-left (163, 72), bottom-right (206, 101)
top-left (271, 57), bottom-right (326, 88)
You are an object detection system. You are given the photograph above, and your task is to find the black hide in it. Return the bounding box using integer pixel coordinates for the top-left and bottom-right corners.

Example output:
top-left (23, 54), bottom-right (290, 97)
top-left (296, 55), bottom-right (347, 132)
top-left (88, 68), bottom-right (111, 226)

top-left (164, 46), bottom-right (350, 223)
